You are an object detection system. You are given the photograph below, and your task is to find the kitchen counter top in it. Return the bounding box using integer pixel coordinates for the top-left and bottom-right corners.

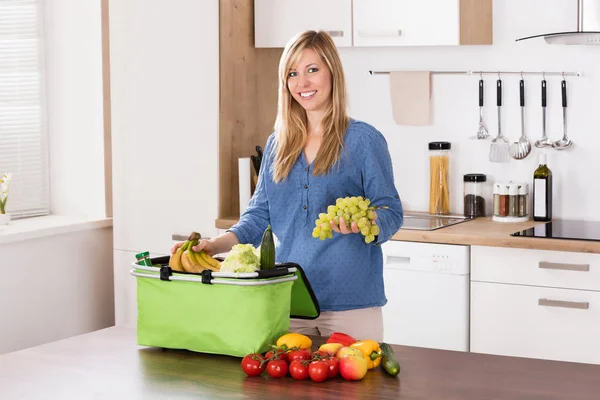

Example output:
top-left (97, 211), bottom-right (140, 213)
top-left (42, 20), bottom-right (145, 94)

top-left (216, 216), bottom-right (600, 254)
top-left (2, 326), bottom-right (600, 399)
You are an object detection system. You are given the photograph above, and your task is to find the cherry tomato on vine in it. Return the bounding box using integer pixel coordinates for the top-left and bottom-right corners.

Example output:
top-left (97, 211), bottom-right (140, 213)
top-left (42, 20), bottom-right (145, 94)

top-left (289, 360), bottom-right (309, 380)
top-left (287, 348), bottom-right (312, 363)
top-left (241, 354), bottom-right (266, 377)
top-left (266, 359), bottom-right (288, 379)
top-left (308, 360), bottom-right (329, 383)
top-left (325, 357), bottom-right (339, 378)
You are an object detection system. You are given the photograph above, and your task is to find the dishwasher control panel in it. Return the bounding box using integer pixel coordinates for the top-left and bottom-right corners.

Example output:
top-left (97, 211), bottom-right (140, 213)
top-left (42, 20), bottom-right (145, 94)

top-left (382, 241), bottom-right (470, 274)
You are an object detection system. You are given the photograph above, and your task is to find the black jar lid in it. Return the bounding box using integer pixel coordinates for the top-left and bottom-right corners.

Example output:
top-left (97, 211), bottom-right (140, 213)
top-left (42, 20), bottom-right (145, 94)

top-left (428, 141), bottom-right (451, 150)
top-left (464, 173), bottom-right (487, 182)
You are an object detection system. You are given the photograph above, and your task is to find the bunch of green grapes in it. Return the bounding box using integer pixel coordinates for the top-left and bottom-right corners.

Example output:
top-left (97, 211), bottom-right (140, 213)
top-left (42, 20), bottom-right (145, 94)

top-left (311, 196), bottom-right (383, 244)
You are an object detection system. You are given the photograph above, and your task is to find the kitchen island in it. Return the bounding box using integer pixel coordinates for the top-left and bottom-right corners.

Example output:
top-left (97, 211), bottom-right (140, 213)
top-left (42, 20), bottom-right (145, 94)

top-left (1, 326), bottom-right (599, 399)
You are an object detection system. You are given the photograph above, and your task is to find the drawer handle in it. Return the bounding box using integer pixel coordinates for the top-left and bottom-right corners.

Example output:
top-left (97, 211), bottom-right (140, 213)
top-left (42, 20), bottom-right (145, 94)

top-left (357, 29), bottom-right (402, 38)
top-left (326, 30), bottom-right (344, 37)
top-left (538, 298), bottom-right (589, 310)
top-left (539, 261), bottom-right (590, 272)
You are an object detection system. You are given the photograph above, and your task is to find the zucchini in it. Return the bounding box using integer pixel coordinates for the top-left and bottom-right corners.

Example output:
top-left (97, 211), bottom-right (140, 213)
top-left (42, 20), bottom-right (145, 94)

top-left (260, 225), bottom-right (275, 269)
top-left (380, 342), bottom-right (400, 377)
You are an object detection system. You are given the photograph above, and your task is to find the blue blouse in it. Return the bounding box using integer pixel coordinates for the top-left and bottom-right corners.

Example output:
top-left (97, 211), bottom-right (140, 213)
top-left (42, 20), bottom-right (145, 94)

top-left (229, 119), bottom-right (404, 312)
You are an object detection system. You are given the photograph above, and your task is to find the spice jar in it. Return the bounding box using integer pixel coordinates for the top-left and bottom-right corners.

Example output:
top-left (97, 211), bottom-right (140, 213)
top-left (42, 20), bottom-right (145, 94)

top-left (492, 181), bottom-right (531, 222)
top-left (508, 183), bottom-right (520, 217)
top-left (518, 183), bottom-right (529, 217)
top-left (498, 183), bottom-right (509, 217)
top-left (463, 173), bottom-right (487, 218)
top-left (493, 183), bottom-right (500, 216)
top-left (428, 141), bottom-right (451, 215)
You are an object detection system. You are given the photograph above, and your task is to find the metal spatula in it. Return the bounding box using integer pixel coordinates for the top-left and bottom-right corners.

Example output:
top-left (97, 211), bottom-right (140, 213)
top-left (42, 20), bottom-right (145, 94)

top-left (489, 79), bottom-right (510, 162)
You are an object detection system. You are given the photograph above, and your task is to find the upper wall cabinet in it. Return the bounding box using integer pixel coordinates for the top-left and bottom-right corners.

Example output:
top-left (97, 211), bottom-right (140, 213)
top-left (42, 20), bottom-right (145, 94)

top-left (353, 0), bottom-right (454, 46)
top-left (254, 0), bottom-right (353, 48)
top-left (254, 0), bottom-right (492, 48)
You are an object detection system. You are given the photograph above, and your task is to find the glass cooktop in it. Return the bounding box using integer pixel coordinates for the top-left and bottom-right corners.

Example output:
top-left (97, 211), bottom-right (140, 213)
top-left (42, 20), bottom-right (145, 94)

top-left (511, 220), bottom-right (600, 242)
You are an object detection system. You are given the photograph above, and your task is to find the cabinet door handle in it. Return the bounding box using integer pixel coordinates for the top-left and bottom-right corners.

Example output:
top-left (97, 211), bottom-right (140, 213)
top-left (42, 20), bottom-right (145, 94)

top-left (539, 261), bottom-right (590, 272)
top-left (357, 29), bottom-right (402, 38)
top-left (538, 298), bottom-right (589, 310)
top-left (326, 30), bottom-right (344, 37)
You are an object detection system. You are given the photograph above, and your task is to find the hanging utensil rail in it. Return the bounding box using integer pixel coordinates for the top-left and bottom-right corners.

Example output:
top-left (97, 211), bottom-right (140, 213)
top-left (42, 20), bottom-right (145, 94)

top-left (369, 70), bottom-right (582, 77)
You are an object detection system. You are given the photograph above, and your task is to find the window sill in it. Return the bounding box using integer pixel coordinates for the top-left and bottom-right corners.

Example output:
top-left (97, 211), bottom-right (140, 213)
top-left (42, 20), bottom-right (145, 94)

top-left (0, 215), bottom-right (113, 244)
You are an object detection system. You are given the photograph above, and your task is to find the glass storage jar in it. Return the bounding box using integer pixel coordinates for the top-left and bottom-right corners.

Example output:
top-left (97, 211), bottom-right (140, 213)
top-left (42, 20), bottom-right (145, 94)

top-left (429, 141), bottom-right (451, 215)
top-left (518, 183), bottom-right (529, 217)
top-left (463, 173), bottom-right (487, 218)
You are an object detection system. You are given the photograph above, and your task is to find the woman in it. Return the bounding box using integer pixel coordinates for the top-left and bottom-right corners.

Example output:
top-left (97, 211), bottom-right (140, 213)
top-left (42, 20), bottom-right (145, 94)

top-left (172, 30), bottom-right (403, 341)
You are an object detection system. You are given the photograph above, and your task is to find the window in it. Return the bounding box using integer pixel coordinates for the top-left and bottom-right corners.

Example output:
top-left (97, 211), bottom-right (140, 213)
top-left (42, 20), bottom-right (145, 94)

top-left (0, 0), bottom-right (49, 219)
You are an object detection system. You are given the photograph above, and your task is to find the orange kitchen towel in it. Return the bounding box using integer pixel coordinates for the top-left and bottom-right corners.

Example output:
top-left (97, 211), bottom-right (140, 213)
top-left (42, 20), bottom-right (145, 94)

top-left (389, 71), bottom-right (432, 126)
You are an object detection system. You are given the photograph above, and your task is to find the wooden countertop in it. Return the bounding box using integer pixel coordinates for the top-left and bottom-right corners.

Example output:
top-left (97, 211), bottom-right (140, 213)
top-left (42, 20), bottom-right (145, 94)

top-left (1, 326), bottom-right (600, 399)
top-left (216, 216), bottom-right (600, 254)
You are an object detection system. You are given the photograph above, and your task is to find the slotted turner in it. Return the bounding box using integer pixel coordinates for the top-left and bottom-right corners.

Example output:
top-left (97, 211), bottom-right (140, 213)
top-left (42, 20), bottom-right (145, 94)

top-left (489, 78), bottom-right (510, 162)
top-left (476, 79), bottom-right (489, 139)
top-left (509, 79), bottom-right (532, 159)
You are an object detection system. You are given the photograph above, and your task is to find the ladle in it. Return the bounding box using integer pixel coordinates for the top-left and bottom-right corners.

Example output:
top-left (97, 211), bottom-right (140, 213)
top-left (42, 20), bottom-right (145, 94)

top-left (535, 79), bottom-right (552, 148)
top-left (552, 79), bottom-right (573, 150)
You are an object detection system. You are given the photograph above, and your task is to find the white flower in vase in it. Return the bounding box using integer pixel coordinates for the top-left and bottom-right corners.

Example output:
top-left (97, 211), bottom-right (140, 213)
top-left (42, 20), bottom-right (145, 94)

top-left (0, 172), bottom-right (13, 215)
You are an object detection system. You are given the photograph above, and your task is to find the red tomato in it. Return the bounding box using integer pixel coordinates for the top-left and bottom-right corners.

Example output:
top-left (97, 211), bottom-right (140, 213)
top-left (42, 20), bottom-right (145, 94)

top-left (289, 360), bottom-right (309, 380)
top-left (266, 359), bottom-right (288, 379)
top-left (326, 357), bottom-right (339, 378)
top-left (287, 348), bottom-right (312, 362)
top-left (308, 361), bottom-right (329, 383)
top-left (311, 350), bottom-right (330, 360)
top-left (265, 349), bottom-right (286, 361)
top-left (241, 354), bottom-right (266, 377)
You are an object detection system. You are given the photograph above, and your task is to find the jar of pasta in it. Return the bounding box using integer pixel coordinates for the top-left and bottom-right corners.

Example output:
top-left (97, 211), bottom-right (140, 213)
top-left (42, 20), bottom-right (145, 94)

top-left (428, 141), bottom-right (451, 215)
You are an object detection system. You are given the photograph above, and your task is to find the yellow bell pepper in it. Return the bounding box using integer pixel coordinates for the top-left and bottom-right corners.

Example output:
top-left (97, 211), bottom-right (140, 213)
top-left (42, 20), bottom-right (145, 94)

top-left (350, 340), bottom-right (383, 369)
top-left (276, 332), bottom-right (312, 350)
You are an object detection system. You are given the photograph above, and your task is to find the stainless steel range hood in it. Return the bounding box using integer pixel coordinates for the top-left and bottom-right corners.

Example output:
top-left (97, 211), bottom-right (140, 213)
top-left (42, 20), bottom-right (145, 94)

top-left (516, 0), bottom-right (600, 45)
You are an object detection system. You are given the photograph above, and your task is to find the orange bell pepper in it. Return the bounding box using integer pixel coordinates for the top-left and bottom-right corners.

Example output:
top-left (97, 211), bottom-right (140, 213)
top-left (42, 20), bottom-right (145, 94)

top-left (350, 340), bottom-right (383, 369)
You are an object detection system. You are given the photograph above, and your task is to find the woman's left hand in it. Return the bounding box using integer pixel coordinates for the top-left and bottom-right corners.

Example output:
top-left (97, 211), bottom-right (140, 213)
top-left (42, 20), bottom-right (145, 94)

top-left (330, 212), bottom-right (378, 235)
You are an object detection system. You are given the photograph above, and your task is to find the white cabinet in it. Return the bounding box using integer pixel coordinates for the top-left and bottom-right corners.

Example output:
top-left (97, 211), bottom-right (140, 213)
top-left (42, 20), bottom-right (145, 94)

top-left (254, 0), bottom-right (352, 48)
top-left (352, 0), bottom-right (459, 47)
top-left (471, 281), bottom-right (600, 365)
top-left (470, 246), bottom-right (600, 365)
top-left (109, 1), bottom-right (220, 326)
top-left (109, 0), bottom-right (219, 257)
top-left (254, 0), bottom-right (492, 48)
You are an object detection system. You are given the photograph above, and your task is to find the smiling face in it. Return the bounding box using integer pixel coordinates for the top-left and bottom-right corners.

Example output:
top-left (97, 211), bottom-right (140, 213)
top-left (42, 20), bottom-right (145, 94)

top-left (287, 48), bottom-right (332, 114)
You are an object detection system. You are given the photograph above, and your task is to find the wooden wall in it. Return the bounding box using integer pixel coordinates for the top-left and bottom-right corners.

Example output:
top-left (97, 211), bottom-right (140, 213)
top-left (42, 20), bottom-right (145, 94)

top-left (219, 0), bottom-right (282, 219)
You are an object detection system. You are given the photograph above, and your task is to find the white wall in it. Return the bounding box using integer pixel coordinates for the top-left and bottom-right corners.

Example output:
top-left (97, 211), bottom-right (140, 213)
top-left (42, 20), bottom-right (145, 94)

top-left (45, 0), bottom-right (106, 218)
top-left (0, 227), bottom-right (114, 355)
top-left (339, 0), bottom-right (599, 220)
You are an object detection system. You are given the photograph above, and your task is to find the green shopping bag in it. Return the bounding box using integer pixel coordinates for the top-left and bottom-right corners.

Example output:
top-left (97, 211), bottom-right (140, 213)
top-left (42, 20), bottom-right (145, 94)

top-left (131, 256), bottom-right (319, 357)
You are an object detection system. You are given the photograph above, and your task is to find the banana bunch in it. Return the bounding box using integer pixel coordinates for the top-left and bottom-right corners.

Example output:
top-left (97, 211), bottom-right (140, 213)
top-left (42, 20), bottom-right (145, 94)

top-left (169, 231), bottom-right (221, 273)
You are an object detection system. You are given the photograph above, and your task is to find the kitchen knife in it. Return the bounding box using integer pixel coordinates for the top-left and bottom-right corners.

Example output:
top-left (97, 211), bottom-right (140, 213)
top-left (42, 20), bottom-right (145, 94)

top-left (250, 155), bottom-right (259, 175)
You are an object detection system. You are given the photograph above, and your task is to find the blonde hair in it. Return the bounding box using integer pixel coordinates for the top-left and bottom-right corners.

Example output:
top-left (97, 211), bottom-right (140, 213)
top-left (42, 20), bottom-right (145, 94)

top-left (272, 30), bottom-right (350, 183)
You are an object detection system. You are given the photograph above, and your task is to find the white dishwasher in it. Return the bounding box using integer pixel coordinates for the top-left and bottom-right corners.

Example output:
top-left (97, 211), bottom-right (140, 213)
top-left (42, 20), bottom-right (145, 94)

top-left (381, 240), bottom-right (470, 352)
